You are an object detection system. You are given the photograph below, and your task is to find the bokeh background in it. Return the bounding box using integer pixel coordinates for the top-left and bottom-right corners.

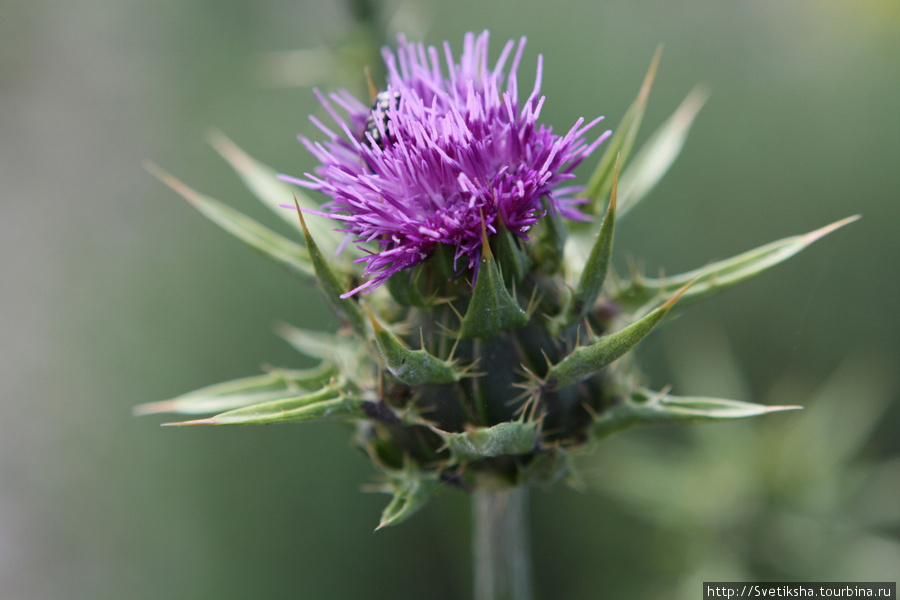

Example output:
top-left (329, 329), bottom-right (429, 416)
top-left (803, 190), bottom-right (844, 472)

top-left (2, 0), bottom-right (898, 598)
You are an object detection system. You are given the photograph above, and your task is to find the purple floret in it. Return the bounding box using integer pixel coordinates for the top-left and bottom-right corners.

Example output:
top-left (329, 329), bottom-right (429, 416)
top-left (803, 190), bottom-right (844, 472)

top-left (282, 31), bottom-right (610, 296)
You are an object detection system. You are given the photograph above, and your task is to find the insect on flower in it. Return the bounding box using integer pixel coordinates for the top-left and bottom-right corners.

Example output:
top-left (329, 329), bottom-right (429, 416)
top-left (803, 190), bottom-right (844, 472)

top-left (361, 67), bottom-right (401, 149)
top-left (363, 89), bottom-right (401, 149)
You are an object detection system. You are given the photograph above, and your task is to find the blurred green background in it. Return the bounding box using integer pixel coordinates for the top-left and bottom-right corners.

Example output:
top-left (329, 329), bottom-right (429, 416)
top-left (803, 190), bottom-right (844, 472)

top-left (2, 0), bottom-right (898, 598)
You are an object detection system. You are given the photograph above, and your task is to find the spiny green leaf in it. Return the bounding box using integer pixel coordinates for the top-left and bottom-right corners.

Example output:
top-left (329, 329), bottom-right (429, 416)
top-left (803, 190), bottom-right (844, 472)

top-left (584, 45), bottom-right (661, 213)
top-left (276, 324), bottom-right (344, 360)
top-left (615, 216), bottom-right (860, 313)
top-left (433, 422), bottom-right (538, 462)
top-left (545, 283), bottom-right (691, 392)
top-left (533, 197), bottom-right (568, 273)
top-left (209, 131), bottom-right (342, 255)
top-left (571, 161), bottom-right (618, 321)
top-left (145, 163), bottom-right (314, 278)
top-left (164, 387), bottom-right (363, 426)
top-left (519, 449), bottom-right (574, 488)
top-left (134, 364), bottom-right (337, 416)
top-left (276, 323), bottom-right (375, 388)
top-left (138, 390), bottom-right (294, 417)
top-left (385, 268), bottom-right (432, 307)
top-left (495, 223), bottom-right (532, 288)
top-left (460, 221), bottom-right (529, 339)
top-left (617, 86), bottom-right (708, 218)
top-left (153, 367), bottom-right (329, 402)
top-left (369, 312), bottom-right (463, 385)
top-left (593, 387), bottom-right (801, 439)
top-left (293, 199), bottom-right (366, 336)
top-left (376, 471), bottom-right (443, 530)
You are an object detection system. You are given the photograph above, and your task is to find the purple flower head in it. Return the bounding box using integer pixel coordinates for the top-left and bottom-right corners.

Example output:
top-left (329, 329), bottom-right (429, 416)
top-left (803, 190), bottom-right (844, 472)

top-left (283, 31), bottom-right (610, 296)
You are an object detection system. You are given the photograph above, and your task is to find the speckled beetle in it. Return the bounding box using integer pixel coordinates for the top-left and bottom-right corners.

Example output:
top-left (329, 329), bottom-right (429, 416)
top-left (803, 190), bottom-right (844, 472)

top-left (364, 90), bottom-right (401, 148)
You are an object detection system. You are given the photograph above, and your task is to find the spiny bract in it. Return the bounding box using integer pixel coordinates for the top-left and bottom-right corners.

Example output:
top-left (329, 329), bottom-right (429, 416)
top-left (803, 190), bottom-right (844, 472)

top-left (138, 31), bottom-right (856, 529)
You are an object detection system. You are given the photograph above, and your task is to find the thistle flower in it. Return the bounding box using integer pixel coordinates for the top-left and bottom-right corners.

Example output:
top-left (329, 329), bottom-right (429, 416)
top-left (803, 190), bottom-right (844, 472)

top-left (139, 29), bottom-right (856, 572)
top-left (281, 32), bottom-right (608, 296)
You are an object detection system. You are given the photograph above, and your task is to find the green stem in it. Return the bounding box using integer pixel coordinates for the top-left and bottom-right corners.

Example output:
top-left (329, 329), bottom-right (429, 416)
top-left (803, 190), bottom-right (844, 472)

top-left (473, 486), bottom-right (534, 600)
